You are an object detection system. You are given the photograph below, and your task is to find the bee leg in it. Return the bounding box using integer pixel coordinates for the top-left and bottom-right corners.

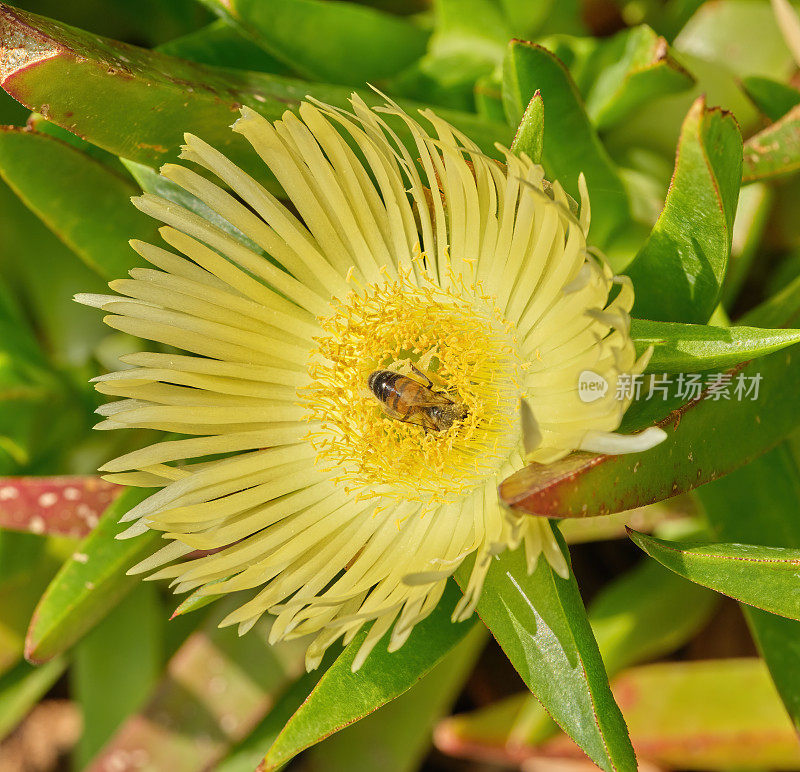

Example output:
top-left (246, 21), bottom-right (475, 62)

top-left (408, 362), bottom-right (435, 390)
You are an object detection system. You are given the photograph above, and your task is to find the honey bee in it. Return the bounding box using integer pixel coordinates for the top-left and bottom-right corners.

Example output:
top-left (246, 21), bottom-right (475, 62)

top-left (367, 366), bottom-right (468, 432)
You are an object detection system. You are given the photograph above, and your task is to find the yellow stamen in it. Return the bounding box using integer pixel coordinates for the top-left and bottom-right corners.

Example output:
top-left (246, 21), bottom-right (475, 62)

top-left (300, 261), bottom-right (524, 507)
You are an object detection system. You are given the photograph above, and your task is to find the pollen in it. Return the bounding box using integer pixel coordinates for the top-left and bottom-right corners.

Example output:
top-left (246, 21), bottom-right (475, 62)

top-left (301, 263), bottom-right (525, 506)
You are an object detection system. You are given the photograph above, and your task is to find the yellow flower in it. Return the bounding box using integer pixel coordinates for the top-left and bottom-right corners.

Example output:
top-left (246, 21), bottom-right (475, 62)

top-left (77, 94), bottom-right (664, 671)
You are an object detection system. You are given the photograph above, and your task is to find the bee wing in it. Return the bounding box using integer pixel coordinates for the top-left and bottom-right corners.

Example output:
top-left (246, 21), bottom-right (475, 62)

top-left (407, 393), bottom-right (455, 407)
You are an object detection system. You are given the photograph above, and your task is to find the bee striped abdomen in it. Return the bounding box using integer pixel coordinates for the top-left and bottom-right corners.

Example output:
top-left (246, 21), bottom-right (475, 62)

top-left (367, 369), bottom-right (466, 432)
top-left (368, 370), bottom-right (411, 415)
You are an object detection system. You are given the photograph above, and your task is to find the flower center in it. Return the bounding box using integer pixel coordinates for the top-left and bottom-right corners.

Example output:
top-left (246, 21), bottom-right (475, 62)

top-left (302, 263), bottom-right (525, 505)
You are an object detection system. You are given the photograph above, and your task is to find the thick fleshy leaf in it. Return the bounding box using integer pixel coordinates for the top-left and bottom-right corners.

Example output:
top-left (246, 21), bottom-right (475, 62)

top-left (0, 657), bottom-right (67, 741)
top-left (586, 25), bottom-right (694, 130)
top-left (0, 275), bottom-right (76, 472)
top-left (510, 90), bottom-right (543, 164)
top-left (390, 0), bottom-right (510, 111)
top-left (0, 128), bottom-right (154, 279)
top-left (674, 0), bottom-right (797, 80)
top-left (628, 529), bottom-right (800, 621)
top-left (697, 443), bottom-right (800, 728)
top-left (437, 659), bottom-right (800, 770)
top-left (199, 0), bottom-right (429, 84)
top-left (604, 659), bottom-right (800, 770)
top-left (626, 96), bottom-right (742, 324)
top-left (631, 319), bottom-right (800, 372)
top-left (506, 551), bottom-right (717, 747)
top-left (743, 104), bottom-right (800, 183)
top-left (500, 342), bottom-right (800, 517)
top-left (157, 20), bottom-right (292, 74)
top-left (24, 487), bottom-right (159, 664)
top-left (456, 530), bottom-right (635, 772)
top-left (0, 177), bottom-right (108, 372)
top-left (742, 75), bottom-right (800, 121)
top-left (87, 605), bottom-right (306, 772)
top-left (259, 582), bottom-right (478, 772)
top-left (306, 627), bottom-right (486, 772)
top-left (502, 39), bottom-right (630, 247)
top-left (0, 476), bottom-right (120, 538)
top-left (72, 585), bottom-right (162, 766)
top-left (0, 4), bottom-right (509, 186)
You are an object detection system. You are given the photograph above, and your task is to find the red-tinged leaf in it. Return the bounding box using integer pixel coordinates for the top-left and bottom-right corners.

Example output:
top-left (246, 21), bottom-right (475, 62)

top-left (437, 659), bottom-right (800, 770)
top-left (0, 476), bottom-right (120, 538)
top-left (742, 103), bottom-right (800, 183)
top-left (0, 4), bottom-right (509, 189)
top-left (500, 342), bottom-right (800, 517)
top-left (86, 609), bottom-right (306, 772)
top-left (626, 96), bottom-right (742, 324)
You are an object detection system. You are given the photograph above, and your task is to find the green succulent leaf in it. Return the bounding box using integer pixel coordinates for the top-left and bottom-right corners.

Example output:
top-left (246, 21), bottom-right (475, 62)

top-left (508, 552), bottom-right (717, 747)
top-left (199, 0), bottom-right (429, 85)
top-left (388, 0), bottom-right (510, 111)
top-left (0, 176), bottom-right (108, 371)
top-left (500, 339), bottom-right (800, 517)
top-left (24, 487), bottom-right (159, 664)
top-left (306, 627), bottom-right (486, 772)
top-left (626, 96), bottom-right (742, 324)
top-left (589, 555), bottom-right (717, 676)
top-left (510, 90), bottom-right (544, 164)
top-left (743, 104), bottom-right (800, 183)
top-left (502, 39), bottom-right (630, 247)
top-left (741, 75), bottom-right (800, 122)
top-left (0, 280), bottom-right (65, 472)
top-left (438, 659), bottom-right (800, 769)
top-left (631, 319), bottom-right (800, 372)
top-left (698, 444), bottom-right (800, 729)
top-left (586, 25), bottom-right (694, 131)
top-left (673, 0), bottom-right (797, 80)
top-left (0, 128), bottom-right (153, 279)
top-left (456, 530), bottom-right (635, 772)
top-left (157, 20), bottom-right (293, 74)
top-left (260, 581), bottom-right (478, 771)
top-left (0, 4), bottom-right (509, 190)
top-left (628, 529), bottom-right (800, 622)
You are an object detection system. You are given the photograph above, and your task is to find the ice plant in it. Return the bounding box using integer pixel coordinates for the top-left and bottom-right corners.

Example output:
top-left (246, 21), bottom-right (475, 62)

top-left (77, 94), bottom-right (664, 670)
